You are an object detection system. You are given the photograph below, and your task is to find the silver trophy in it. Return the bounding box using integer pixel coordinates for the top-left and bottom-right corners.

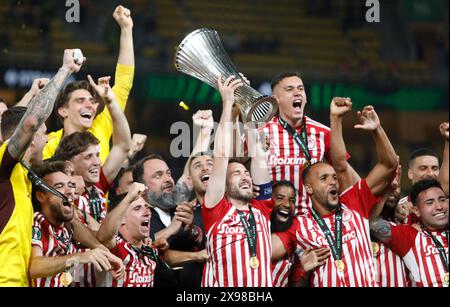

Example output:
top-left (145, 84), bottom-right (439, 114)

top-left (174, 28), bottom-right (278, 125)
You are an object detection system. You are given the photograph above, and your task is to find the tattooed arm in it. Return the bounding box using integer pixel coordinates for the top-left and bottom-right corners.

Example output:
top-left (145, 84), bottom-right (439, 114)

top-left (370, 217), bottom-right (392, 244)
top-left (7, 49), bottom-right (84, 160)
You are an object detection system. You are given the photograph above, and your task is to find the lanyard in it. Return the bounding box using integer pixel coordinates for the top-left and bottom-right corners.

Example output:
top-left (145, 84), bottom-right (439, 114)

top-left (87, 188), bottom-right (102, 222)
top-left (118, 233), bottom-right (171, 270)
top-left (278, 116), bottom-right (312, 162)
top-left (422, 224), bottom-right (449, 272)
top-left (311, 205), bottom-right (343, 261)
top-left (236, 206), bottom-right (257, 257)
top-left (49, 223), bottom-right (74, 255)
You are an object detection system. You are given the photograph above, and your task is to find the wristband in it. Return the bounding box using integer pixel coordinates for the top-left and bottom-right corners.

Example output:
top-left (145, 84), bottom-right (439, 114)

top-left (255, 181), bottom-right (273, 200)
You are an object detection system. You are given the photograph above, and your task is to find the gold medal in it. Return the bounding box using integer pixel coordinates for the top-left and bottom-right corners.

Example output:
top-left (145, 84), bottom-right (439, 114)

top-left (372, 242), bottom-right (380, 255)
top-left (443, 272), bottom-right (449, 286)
top-left (335, 260), bottom-right (345, 273)
top-left (60, 271), bottom-right (73, 287)
top-left (250, 256), bottom-right (259, 270)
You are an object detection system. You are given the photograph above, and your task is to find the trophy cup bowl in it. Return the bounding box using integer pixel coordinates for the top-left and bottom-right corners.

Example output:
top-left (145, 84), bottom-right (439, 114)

top-left (174, 28), bottom-right (278, 125)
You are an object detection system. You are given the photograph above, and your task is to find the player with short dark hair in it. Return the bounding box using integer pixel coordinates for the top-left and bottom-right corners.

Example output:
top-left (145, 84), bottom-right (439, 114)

top-left (371, 179), bottom-right (448, 287)
top-left (273, 103), bottom-right (398, 287)
top-left (0, 49), bottom-right (84, 286)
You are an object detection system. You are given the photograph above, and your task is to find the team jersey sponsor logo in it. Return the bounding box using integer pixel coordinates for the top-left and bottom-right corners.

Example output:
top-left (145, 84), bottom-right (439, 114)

top-left (268, 155), bottom-right (318, 166)
top-left (217, 213), bottom-right (263, 235)
top-left (311, 229), bottom-right (357, 247)
top-left (424, 244), bottom-right (445, 258)
top-left (128, 271), bottom-right (153, 285)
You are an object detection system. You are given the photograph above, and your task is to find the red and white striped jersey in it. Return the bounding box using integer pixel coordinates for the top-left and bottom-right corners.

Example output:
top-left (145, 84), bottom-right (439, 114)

top-left (387, 225), bottom-right (448, 287)
top-left (276, 180), bottom-right (379, 287)
top-left (372, 240), bottom-right (411, 287)
top-left (263, 116), bottom-right (332, 215)
top-left (108, 236), bottom-right (158, 287)
top-left (202, 197), bottom-right (273, 287)
top-left (70, 195), bottom-right (103, 287)
top-left (79, 169), bottom-right (111, 223)
top-left (271, 252), bottom-right (301, 287)
top-left (31, 212), bottom-right (77, 287)
top-left (272, 257), bottom-right (293, 287)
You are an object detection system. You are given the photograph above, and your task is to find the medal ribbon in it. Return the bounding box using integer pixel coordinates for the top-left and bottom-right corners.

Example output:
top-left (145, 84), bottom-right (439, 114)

top-left (421, 224), bottom-right (449, 272)
top-left (278, 117), bottom-right (312, 163)
top-left (49, 223), bottom-right (74, 255)
top-left (236, 206), bottom-right (258, 258)
top-left (87, 188), bottom-right (102, 222)
top-left (117, 232), bottom-right (171, 270)
top-left (311, 205), bottom-right (343, 261)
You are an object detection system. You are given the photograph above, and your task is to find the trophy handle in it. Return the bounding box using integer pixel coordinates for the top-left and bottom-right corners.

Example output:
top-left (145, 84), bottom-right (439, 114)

top-left (244, 96), bottom-right (278, 127)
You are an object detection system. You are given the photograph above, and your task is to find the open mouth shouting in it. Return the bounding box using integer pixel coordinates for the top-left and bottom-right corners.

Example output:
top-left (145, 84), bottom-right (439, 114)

top-left (140, 218), bottom-right (150, 234)
top-left (201, 174), bottom-right (210, 184)
top-left (276, 208), bottom-right (292, 223)
top-left (239, 180), bottom-right (252, 190)
top-left (79, 111), bottom-right (95, 125)
top-left (328, 186), bottom-right (339, 201)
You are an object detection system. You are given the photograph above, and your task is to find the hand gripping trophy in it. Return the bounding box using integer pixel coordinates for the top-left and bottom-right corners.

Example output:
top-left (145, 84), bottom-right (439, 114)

top-left (174, 28), bottom-right (278, 126)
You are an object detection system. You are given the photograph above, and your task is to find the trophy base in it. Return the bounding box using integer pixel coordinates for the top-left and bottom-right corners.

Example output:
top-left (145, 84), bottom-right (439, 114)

top-left (245, 96), bottom-right (278, 127)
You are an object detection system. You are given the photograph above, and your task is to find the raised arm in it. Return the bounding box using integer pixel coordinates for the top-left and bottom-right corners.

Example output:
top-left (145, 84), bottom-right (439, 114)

top-left (15, 78), bottom-right (50, 107)
top-left (176, 110), bottom-right (214, 190)
top-left (113, 5), bottom-right (134, 67)
top-left (369, 161), bottom-right (401, 222)
top-left (88, 75), bottom-right (131, 183)
top-left (438, 122), bottom-right (449, 196)
top-left (329, 97), bottom-right (361, 192)
top-left (112, 5), bottom-right (135, 111)
top-left (122, 133), bottom-right (147, 168)
top-left (247, 125), bottom-right (271, 185)
top-left (204, 76), bottom-right (243, 208)
top-left (8, 50), bottom-right (83, 159)
top-left (97, 183), bottom-right (147, 249)
top-left (356, 106), bottom-right (398, 196)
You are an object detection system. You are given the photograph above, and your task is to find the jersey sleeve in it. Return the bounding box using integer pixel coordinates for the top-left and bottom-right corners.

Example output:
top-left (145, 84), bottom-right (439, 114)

top-left (340, 180), bottom-right (380, 219)
top-left (31, 220), bottom-right (44, 250)
top-left (112, 63), bottom-right (134, 112)
top-left (274, 219), bottom-right (299, 256)
top-left (110, 236), bottom-right (129, 260)
top-left (202, 196), bottom-right (232, 233)
top-left (0, 142), bottom-right (19, 234)
top-left (0, 141), bottom-right (17, 180)
top-left (252, 199), bottom-right (274, 219)
top-left (96, 168), bottom-right (112, 194)
top-left (386, 224), bottom-right (418, 257)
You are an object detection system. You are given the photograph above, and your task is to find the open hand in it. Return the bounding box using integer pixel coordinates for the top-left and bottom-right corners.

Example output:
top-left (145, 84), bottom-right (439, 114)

top-left (354, 105), bottom-right (380, 131)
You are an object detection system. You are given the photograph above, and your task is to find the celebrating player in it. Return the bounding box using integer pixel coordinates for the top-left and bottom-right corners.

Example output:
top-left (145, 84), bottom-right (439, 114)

top-left (202, 75), bottom-right (274, 287)
top-left (371, 179), bottom-right (448, 287)
top-left (0, 49), bottom-right (84, 286)
top-left (272, 103), bottom-right (398, 287)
